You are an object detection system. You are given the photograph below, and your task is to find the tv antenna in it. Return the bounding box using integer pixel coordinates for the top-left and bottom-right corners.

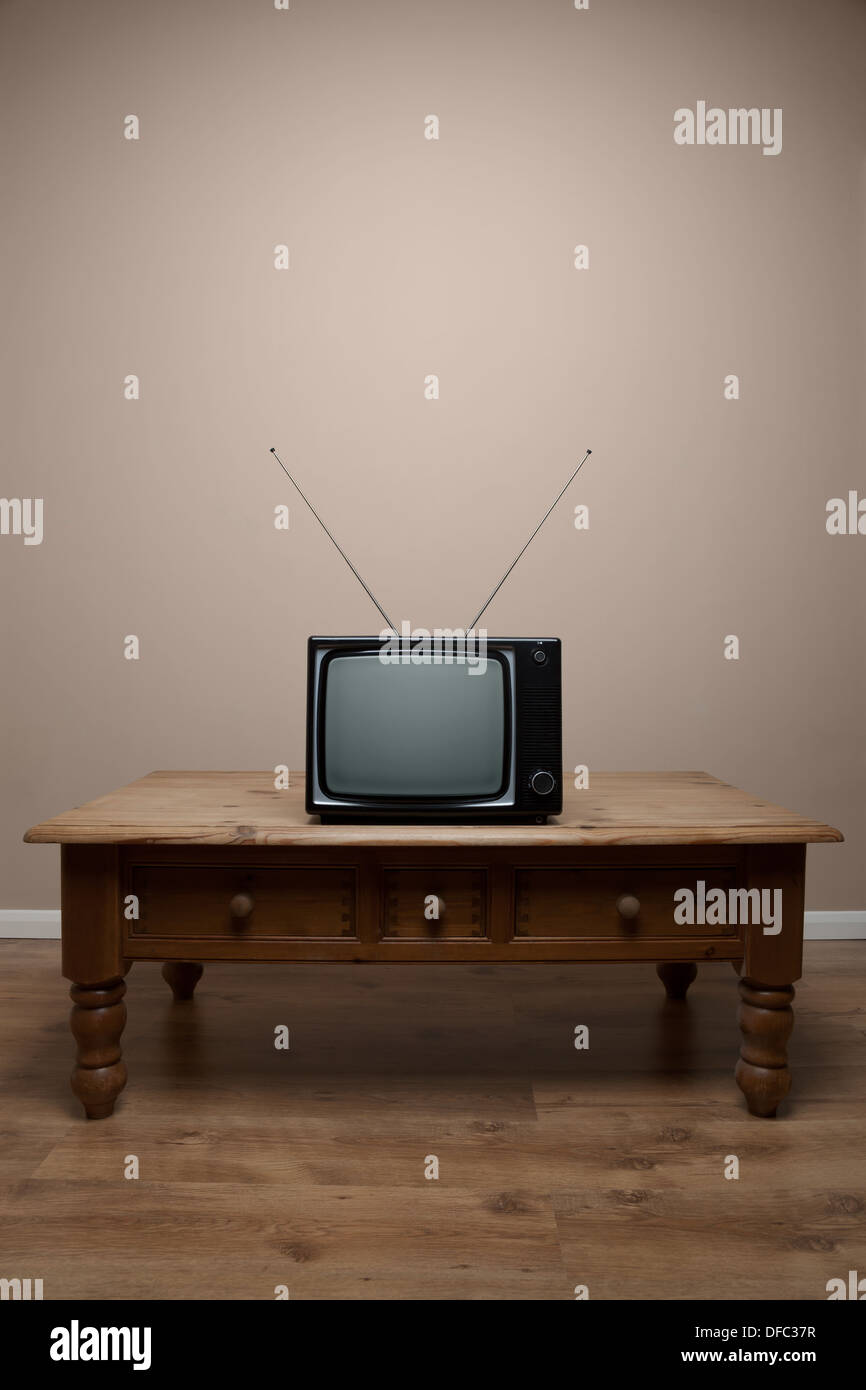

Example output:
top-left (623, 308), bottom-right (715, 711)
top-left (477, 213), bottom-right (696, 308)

top-left (465, 449), bottom-right (592, 631)
top-left (269, 444), bottom-right (593, 636)
top-left (269, 448), bottom-right (397, 632)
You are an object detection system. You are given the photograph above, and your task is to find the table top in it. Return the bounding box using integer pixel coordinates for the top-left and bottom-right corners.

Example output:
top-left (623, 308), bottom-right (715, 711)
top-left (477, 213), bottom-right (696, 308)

top-left (23, 770), bottom-right (843, 848)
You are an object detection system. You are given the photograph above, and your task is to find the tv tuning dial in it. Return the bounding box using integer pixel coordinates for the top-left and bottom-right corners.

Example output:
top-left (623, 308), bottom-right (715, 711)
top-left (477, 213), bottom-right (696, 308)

top-left (530, 770), bottom-right (556, 796)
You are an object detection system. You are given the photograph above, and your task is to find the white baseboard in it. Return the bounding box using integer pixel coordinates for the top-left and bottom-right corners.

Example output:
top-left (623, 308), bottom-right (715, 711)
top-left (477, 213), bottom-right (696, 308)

top-left (1, 908), bottom-right (864, 940)
top-left (0, 909), bottom-right (61, 938)
top-left (803, 911), bottom-right (866, 940)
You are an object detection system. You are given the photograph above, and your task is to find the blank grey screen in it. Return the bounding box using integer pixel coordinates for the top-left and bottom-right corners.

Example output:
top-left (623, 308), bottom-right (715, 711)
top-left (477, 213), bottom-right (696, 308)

top-left (323, 655), bottom-right (506, 797)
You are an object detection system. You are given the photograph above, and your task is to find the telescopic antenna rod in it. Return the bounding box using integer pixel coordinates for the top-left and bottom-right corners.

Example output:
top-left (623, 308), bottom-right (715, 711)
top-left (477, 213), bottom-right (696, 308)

top-left (465, 449), bottom-right (593, 632)
top-left (269, 447), bottom-right (397, 633)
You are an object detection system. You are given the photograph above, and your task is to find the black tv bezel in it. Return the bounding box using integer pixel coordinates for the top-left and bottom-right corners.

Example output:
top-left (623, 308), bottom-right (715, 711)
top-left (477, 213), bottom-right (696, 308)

top-left (311, 638), bottom-right (514, 810)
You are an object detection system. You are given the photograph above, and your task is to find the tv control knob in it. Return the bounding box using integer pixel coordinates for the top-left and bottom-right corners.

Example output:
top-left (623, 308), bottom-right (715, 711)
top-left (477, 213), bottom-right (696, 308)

top-left (532, 648), bottom-right (548, 665)
top-left (529, 770), bottom-right (556, 796)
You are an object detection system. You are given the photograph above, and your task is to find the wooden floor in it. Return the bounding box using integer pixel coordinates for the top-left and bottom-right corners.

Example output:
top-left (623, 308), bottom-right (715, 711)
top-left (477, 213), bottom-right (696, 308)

top-left (1, 940), bottom-right (864, 1301)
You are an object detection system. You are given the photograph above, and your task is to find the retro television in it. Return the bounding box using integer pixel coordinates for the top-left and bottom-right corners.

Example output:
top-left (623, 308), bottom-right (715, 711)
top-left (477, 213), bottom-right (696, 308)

top-left (306, 634), bottom-right (562, 820)
top-left (267, 446), bottom-right (592, 823)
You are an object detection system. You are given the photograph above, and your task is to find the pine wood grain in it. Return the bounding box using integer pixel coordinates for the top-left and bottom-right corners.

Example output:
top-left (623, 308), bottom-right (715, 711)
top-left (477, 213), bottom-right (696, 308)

top-left (23, 770), bottom-right (843, 846)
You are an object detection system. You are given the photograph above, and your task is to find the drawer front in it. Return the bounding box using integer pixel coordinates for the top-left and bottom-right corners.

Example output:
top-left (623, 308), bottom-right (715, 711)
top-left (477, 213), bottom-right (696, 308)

top-left (514, 866), bottom-right (740, 941)
top-left (128, 864), bottom-right (357, 940)
top-left (382, 868), bottom-right (487, 940)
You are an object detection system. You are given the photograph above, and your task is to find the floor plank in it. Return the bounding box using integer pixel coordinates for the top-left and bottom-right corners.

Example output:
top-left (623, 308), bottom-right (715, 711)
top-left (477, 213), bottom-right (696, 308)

top-left (0, 940), bottom-right (864, 1300)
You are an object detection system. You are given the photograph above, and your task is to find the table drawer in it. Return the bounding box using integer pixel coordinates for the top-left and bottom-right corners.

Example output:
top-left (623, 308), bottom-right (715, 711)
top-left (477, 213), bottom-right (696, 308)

top-left (128, 864), bottom-right (357, 940)
top-left (514, 866), bottom-right (740, 941)
top-left (382, 868), bottom-right (487, 940)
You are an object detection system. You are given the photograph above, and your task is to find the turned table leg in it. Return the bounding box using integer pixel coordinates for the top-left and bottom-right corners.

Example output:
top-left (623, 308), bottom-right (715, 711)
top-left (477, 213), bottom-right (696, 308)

top-left (735, 978), bottom-right (794, 1117)
top-left (69, 978), bottom-right (128, 1119)
top-left (162, 961), bottom-right (203, 1001)
top-left (656, 962), bottom-right (697, 1000)
top-left (732, 844), bottom-right (805, 1118)
top-left (61, 845), bottom-right (130, 1120)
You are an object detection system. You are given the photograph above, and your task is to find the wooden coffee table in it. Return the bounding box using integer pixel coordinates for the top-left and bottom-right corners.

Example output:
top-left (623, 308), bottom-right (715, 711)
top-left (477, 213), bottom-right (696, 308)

top-left (25, 770), bottom-right (841, 1121)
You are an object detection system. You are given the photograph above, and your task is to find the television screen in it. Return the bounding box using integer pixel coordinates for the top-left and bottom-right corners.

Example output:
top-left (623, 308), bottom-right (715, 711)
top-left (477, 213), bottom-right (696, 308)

top-left (322, 653), bottom-right (507, 798)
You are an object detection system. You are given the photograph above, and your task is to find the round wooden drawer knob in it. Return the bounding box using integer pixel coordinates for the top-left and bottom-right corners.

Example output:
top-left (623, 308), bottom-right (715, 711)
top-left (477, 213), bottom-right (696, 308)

top-left (616, 894), bottom-right (641, 921)
top-left (229, 892), bottom-right (255, 923)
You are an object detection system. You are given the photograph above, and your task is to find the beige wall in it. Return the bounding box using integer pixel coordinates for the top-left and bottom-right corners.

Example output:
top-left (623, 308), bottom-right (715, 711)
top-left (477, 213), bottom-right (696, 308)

top-left (1, 0), bottom-right (864, 909)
